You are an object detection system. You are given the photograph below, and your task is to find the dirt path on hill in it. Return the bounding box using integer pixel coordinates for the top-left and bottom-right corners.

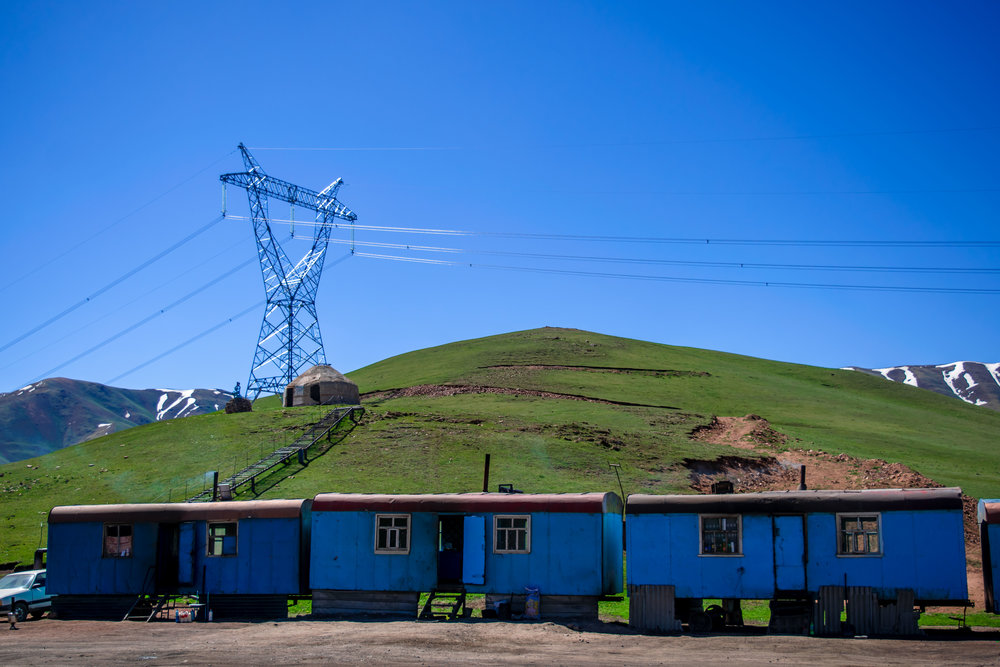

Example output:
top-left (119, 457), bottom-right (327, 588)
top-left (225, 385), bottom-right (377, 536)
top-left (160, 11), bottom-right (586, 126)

top-left (1, 618), bottom-right (997, 666)
top-left (689, 415), bottom-right (985, 610)
top-left (362, 384), bottom-right (678, 409)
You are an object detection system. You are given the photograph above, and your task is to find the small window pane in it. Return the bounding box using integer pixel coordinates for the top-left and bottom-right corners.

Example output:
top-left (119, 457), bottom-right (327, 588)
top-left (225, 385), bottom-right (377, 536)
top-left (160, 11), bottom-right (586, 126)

top-left (208, 522), bottom-right (238, 556)
top-left (838, 514), bottom-right (880, 555)
top-left (701, 515), bottom-right (740, 555)
top-left (494, 515), bottom-right (530, 553)
top-left (375, 514), bottom-right (410, 553)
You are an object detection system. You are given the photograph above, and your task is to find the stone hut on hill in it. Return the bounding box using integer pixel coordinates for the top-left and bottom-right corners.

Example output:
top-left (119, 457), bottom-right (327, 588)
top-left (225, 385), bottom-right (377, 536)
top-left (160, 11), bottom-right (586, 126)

top-left (283, 365), bottom-right (360, 407)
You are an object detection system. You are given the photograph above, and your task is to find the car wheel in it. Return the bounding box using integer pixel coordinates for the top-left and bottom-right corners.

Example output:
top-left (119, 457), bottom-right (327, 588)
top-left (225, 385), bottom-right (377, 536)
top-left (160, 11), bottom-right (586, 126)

top-left (12, 601), bottom-right (28, 623)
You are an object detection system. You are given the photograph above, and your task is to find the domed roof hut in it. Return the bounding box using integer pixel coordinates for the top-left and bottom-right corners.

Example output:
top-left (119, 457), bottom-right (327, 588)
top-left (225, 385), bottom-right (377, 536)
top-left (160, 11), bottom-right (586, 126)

top-left (283, 364), bottom-right (360, 407)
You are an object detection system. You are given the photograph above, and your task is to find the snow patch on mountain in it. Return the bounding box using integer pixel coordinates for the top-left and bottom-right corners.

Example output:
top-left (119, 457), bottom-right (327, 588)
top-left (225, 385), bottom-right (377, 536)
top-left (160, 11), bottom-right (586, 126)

top-left (937, 362), bottom-right (988, 406)
top-left (875, 366), bottom-right (917, 386)
top-left (156, 390), bottom-right (197, 420)
top-left (850, 360), bottom-right (1000, 411)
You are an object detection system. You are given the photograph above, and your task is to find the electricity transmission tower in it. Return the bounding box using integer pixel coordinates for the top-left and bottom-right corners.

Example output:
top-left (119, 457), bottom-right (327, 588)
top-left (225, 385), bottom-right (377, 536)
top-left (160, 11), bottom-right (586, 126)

top-left (221, 143), bottom-right (357, 399)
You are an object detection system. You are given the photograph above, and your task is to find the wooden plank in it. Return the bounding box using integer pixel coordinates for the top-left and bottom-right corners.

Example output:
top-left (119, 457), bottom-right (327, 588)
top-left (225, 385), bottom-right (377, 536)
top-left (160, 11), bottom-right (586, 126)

top-left (312, 590), bottom-right (418, 617)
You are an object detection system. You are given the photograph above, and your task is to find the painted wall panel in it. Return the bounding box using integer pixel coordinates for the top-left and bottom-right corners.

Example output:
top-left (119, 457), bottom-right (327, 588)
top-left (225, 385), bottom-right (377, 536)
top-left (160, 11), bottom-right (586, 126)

top-left (629, 508), bottom-right (967, 602)
top-left (48, 522), bottom-right (156, 595)
top-left (806, 510), bottom-right (966, 600)
top-left (986, 524), bottom-right (1000, 613)
top-left (603, 511), bottom-right (623, 594)
top-left (311, 509), bottom-right (614, 595)
top-left (773, 515), bottom-right (805, 591)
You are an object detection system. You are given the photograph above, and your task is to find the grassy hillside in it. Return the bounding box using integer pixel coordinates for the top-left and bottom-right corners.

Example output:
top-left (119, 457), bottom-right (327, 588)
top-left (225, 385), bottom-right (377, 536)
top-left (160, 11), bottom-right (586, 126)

top-left (2, 327), bottom-right (998, 566)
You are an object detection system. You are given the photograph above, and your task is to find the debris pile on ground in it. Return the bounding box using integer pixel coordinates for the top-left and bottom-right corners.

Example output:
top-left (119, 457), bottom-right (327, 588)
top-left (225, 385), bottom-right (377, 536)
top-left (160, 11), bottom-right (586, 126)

top-left (225, 397), bottom-right (253, 413)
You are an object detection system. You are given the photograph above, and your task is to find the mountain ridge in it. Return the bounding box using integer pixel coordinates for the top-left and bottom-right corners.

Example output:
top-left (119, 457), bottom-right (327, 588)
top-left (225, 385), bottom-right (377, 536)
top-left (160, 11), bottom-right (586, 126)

top-left (845, 361), bottom-right (1000, 411)
top-left (0, 377), bottom-right (233, 464)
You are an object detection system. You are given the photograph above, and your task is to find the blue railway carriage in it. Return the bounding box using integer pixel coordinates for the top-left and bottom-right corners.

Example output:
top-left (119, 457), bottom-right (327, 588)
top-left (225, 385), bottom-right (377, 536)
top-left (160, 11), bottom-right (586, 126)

top-left (309, 492), bottom-right (623, 619)
top-left (626, 488), bottom-right (968, 635)
top-left (47, 499), bottom-right (311, 620)
top-left (978, 498), bottom-right (1000, 613)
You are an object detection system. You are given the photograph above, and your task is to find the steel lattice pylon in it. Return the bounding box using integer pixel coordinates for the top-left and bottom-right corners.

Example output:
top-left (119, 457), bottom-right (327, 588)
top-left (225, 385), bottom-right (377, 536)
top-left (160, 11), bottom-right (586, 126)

top-left (221, 143), bottom-right (357, 399)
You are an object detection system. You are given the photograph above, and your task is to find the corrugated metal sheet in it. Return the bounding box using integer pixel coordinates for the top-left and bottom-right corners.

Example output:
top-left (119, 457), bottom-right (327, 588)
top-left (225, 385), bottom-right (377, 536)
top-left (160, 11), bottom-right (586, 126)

top-left (48, 499), bottom-right (307, 523)
top-left (814, 585), bottom-right (843, 636)
top-left (627, 488), bottom-right (961, 515)
top-left (312, 492), bottom-right (622, 514)
top-left (628, 584), bottom-right (681, 632)
top-left (845, 586), bottom-right (918, 636)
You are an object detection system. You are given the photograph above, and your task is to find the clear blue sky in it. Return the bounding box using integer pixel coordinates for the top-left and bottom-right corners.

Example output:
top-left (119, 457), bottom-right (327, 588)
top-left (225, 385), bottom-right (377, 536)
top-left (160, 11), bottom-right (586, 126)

top-left (1, 1), bottom-right (997, 392)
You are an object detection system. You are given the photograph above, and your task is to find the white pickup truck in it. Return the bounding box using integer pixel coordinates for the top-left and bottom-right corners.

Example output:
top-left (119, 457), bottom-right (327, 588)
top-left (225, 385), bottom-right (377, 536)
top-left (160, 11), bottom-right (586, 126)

top-left (0, 570), bottom-right (51, 621)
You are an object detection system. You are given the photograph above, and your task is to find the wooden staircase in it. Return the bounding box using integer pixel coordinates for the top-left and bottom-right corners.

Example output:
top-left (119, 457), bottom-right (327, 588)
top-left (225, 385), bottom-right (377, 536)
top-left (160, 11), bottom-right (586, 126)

top-left (419, 588), bottom-right (467, 621)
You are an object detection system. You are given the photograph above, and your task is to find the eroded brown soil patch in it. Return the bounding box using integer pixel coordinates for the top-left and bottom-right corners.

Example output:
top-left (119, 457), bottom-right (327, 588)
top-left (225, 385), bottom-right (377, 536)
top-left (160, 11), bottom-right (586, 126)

top-left (689, 414), bottom-right (984, 609)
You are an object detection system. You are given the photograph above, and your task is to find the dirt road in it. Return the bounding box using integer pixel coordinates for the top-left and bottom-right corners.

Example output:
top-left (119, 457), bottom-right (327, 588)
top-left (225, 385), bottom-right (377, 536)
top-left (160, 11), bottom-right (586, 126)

top-left (1, 619), bottom-right (998, 666)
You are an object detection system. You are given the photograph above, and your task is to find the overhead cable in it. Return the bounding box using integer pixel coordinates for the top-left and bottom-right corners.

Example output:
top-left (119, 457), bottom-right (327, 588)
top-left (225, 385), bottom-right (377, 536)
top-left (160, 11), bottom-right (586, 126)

top-left (0, 237), bottom-right (254, 373)
top-left (314, 236), bottom-right (999, 275)
top-left (27, 255), bottom-right (256, 383)
top-left (106, 301), bottom-right (264, 385)
top-left (0, 150), bottom-right (236, 296)
top-left (226, 215), bottom-right (1000, 248)
top-left (0, 215), bottom-right (226, 357)
top-left (353, 252), bottom-right (1000, 295)
top-left (247, 125), bottom-right (1000, 152)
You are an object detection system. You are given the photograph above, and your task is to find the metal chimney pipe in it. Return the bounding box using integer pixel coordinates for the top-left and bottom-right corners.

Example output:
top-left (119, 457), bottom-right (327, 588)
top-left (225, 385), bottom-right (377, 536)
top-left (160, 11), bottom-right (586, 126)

top-left (799, 465), bottom-right (807, 490)
top-left (483, 454), bottom-right (491, 492)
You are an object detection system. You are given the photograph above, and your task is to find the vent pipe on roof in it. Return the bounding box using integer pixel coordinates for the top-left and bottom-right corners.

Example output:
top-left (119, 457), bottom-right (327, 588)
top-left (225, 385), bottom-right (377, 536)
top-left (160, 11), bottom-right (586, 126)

top-left (482, 453), bottom-right (491, 493)
top-left (799, 465), bottom-right (807, 491)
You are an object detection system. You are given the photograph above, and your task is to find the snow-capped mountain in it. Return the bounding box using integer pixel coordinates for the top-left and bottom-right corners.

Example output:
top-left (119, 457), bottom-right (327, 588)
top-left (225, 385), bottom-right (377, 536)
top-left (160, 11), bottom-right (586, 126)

top-left (0, 378), bottom-right (233, 464)
top-left (845, 361), bottom-right (1000, 411)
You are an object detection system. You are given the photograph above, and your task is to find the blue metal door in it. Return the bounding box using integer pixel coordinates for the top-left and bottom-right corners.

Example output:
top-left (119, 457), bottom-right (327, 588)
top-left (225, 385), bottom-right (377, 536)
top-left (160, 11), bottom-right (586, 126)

top-left (177, 522), bottom-right (196, 587)
top-left (462, 515), bottom-right (486, 585)
top-left (773, 515), bottom-right (806, 592)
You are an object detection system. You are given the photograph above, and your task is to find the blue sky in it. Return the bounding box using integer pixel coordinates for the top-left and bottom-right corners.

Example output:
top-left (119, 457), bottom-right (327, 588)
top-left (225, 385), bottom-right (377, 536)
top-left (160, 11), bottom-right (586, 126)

top-left (1, 1), bottom-right (997, 393)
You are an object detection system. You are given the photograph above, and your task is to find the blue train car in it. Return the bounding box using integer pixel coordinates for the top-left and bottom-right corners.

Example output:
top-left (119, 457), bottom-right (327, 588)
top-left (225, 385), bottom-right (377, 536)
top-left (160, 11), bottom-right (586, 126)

top-left (48, 499), bottom-right (311, 619)
top-left (309, 492), bottom-right (623, 618)
top-left (979, 498), bottom-right (1000, 614)
top-left (626, 488), bottom-right (968, 634)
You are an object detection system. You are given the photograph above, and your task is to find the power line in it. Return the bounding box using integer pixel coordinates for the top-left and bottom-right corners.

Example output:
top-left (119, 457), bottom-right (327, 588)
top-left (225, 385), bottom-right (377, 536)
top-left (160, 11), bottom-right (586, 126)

top-left (354, 252), bottom-right (1000, 295)
top-left (0, 237), bottom-right (254, 373)
top-left (103, 253), bottom-right (354, 386)
top-left (106, 301), bottom-right (264, 386)
top-left (247, 125), bottom-right (1000, 152)
top-left (27, 255), bottom-right (256, 383)
top-left (314, 236), bottom-right (999, 275)
top-left (0, 214), bottom-right (226, 357)
top-left (226, 215), bottom-right (1000, 248)
top-left (0, 150), bottom-right (236, 296)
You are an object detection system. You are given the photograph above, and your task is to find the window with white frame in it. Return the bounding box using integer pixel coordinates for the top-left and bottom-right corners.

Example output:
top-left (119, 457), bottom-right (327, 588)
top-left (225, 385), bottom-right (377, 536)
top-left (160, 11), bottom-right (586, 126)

top-left (103, 523), bottom-right (133, 558)
top-left (838, 514), bottom-right (881, 555)
top-left (494, 515), bottom-right (530, 553)
top-left (207, 521), bottom-right (238, 556)
top-left (700, 515), bottom-right (741, 555)
top-left (375, 514), bottom-right (410, 553)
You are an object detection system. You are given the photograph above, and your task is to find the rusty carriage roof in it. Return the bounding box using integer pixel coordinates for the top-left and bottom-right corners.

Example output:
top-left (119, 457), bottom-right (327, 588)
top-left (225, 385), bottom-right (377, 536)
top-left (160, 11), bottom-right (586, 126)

top-left (48, 498), bottom-right (308, 523)
top-left (626, 487), bottom-right (963, 514)
top-left (312, 492), bottom-right (623, 514)
top-left (978, 499), bottom-right (1000, 524)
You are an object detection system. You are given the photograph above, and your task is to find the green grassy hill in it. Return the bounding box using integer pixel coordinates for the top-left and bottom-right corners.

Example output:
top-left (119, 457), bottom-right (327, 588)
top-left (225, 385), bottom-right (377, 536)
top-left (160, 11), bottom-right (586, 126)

top-left (2, 327), bottom-right (998, 566)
